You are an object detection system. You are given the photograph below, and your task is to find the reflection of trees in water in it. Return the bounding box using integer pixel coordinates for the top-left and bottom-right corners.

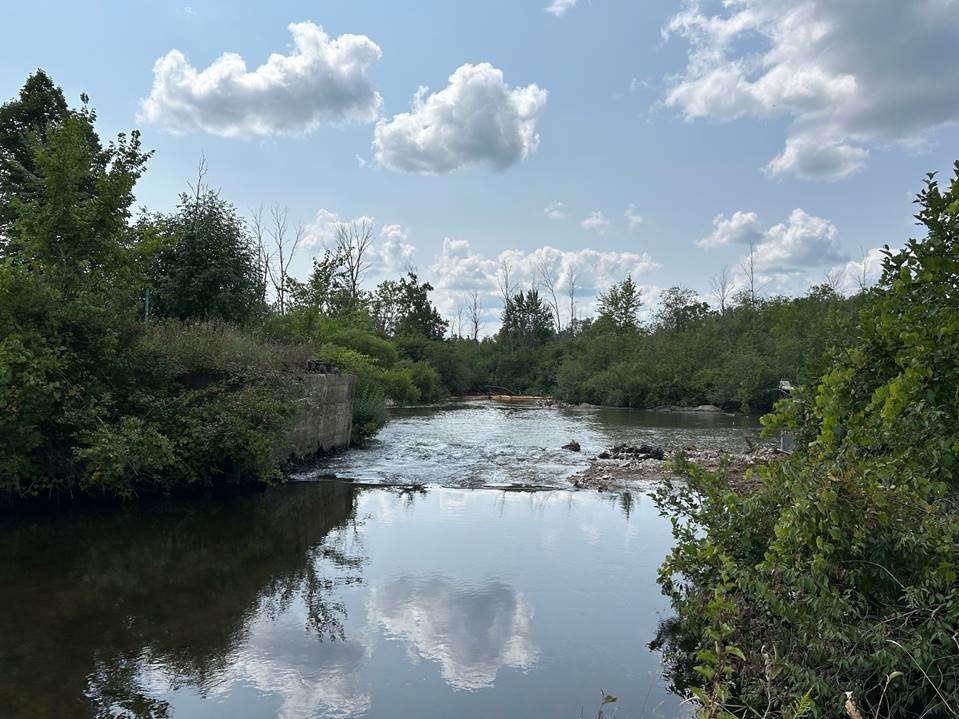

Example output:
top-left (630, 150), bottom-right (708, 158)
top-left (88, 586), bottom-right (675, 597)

top-left (0, 482), bottom-right (361, 718)
top-left (648, 616), bottom-right (699, 701)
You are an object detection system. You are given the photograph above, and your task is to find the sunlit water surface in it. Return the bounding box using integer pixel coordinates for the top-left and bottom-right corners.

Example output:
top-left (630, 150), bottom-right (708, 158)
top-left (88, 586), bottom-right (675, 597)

top-left (1, 403), bottom-right (756, 717)
top-left (312, 400), bottom-right (761, 487)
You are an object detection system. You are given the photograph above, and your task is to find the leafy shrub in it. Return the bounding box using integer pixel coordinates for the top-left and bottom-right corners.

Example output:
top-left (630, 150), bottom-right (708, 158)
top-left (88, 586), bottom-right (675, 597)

top-left (351, 385), bottom-right (388, 445)
top-left (652, 166), bottom-right (959, 718)
top-left (399, 359), bottom-right (445, 402)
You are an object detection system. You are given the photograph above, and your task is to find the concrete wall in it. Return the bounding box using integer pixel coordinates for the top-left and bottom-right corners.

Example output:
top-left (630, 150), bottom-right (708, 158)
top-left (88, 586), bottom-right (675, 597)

top-left (289, 373), bottom-right (355, 458)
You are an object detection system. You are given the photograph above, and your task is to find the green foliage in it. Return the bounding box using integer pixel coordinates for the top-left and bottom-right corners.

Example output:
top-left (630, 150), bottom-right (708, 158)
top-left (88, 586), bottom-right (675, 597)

top-left (0, 69), bottom-right (77, 239)
top-left (653, 165), bottom-right (959, 718)
top-left (499, 289), bottom-right (555, 348)
top-left (141, 184), bottom-right (264, 324)
top-left (0, 75), bottom-right (305, 501)
top-left (399, 359), bottom-right (446, 402)
top-left (597, 274), bottom-right (642, 331)
top-left (371, 272), bottom-right (449, 340)
top-left (550, 286), bottom-right (857, 412)
top-left (351, 385), bottom-right (388, 446)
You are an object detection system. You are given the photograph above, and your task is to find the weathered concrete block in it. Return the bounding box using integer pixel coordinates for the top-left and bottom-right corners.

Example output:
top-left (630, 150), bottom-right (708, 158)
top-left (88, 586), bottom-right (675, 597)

top-left (289, 374), bottom-right (355, 458)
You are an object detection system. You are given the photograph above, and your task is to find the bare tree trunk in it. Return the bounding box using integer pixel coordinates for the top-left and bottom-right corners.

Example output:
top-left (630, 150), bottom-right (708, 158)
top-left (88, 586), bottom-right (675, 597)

top-left (823, 268), bottom-right (844, 294)
top-left (742, 240), bottom-right (758, 305)
top-left (334, 219), bottom-right (375, 309)
top-left (537, 260), bottom-right (563, 333)
top-left (567, 265), bottom-right (578, 333)
top-left (267, 205), bottom-right (302, 314)
top-left (496, 258), bottom-right (513, 305)
top-left (249, 204), bottom-right (271, 304)
top-left (709, 264), bottom-right (732, 315)
top-left (467, 289), bottom-right (483, 340)
top-left (855, 246), bottom-right (870, 292)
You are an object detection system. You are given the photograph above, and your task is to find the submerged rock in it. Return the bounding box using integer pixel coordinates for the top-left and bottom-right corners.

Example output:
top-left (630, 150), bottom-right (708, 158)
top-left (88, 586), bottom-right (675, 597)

top-left (562, 440), bottom-right (581, 452)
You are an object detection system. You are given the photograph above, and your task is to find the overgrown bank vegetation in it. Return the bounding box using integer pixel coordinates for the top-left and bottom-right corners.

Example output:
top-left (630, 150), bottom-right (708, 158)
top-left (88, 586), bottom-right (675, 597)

top-left (653, 167), bottom-right (959, 717)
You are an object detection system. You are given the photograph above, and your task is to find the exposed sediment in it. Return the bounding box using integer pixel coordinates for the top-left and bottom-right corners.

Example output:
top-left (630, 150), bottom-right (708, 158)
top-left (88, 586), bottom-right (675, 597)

top-left (569, 442), bottom-right (778, 492)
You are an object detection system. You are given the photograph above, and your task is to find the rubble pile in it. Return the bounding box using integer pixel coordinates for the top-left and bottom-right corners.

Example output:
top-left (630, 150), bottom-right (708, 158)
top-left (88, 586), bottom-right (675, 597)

top-left (569, 442), bottom-right (778, 491)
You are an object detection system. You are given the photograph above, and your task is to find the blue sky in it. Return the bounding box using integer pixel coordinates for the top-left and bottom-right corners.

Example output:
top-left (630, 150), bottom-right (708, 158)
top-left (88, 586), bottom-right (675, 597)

top-left (3, 0), bottom-right (958, 326)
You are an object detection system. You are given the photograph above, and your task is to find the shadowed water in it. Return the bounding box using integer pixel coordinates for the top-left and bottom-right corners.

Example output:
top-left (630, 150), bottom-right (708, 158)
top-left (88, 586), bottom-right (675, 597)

top-left (312, 400), bottom-right (761, 486)
top-left (1, 482), bottom-right (687, 718)
top-left (0, 404), bottom-right (748, 717)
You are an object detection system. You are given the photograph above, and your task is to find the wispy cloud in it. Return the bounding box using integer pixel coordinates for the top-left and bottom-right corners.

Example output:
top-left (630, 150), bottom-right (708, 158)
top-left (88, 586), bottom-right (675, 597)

top-left (580, 211), bottom-right (610, 233)
top-left (544, 0), bottom-right (578, 18)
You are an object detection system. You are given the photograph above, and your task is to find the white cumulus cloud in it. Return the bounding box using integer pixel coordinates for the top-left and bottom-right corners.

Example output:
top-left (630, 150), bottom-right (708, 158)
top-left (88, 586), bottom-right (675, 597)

top-left (662, 0), bottom-right (959, 180)
top-left (138, 21), bottom-right (382, 137)
top-left (581, 211), bottom-right (610, 233)
top-left (697, 210), bottom-right (763, 248)
top-left (373, 63), bottom-right (547, 173)
top-left (754, 209), bottom-right (845, 271)
top-left (428, 239), bottom-right (658, 328)
top-left (625, 204), bottom-right (644, 231)
top-left (698, 207), bottom-right (846, 273)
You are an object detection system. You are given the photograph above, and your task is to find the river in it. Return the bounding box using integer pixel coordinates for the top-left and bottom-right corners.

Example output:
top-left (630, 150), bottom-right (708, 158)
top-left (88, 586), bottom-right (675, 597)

top-left (0, 402), bottom-right (760, 718)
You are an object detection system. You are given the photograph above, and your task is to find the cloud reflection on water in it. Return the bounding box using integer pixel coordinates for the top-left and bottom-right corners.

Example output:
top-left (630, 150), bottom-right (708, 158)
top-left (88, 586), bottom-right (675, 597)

top-left (368, 575), bottom-right (539, 691)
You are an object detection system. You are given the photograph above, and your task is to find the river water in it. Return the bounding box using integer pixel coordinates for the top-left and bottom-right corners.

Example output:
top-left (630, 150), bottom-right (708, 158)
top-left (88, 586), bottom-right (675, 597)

top-left (0, 402), bottom-right (760, 718)
top-left (313, 400), bottom-right (760, 487)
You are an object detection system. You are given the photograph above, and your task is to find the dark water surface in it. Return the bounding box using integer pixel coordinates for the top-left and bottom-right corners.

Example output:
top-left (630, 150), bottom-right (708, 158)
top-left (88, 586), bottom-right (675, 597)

top-left (0, 404), bottom-right (753, 718)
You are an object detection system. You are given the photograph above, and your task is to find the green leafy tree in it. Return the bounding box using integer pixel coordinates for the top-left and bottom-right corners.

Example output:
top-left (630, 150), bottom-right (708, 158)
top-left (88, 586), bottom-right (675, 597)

top-left (0, 70), bottom-right (80, 240)
top-left (0, 88), bottom-right (150, 494)
top-left (597, 275), bottom-right (642, 331)
top-left (500, 289), bottom-right (554, 348)
top-left (371, 272), bottom-right (448, 340)
top-left (656, 286), bottom-right (711, 332)
top-left (144, 183), bottom-right (264, 324)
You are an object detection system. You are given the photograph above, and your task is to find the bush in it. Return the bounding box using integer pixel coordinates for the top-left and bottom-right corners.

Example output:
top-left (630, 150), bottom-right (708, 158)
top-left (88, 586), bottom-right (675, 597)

top-left (400, 359), bottom-right (446, 402)
top-left (351, 385), bottom-right (388, 445)
top-left (652, 166), bottom-right (959, 718)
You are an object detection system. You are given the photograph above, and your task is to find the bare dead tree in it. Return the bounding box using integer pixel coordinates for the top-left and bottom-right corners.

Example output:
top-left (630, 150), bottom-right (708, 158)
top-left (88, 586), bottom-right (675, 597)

top-left (537, 260), bottom-right (563, 333)
top-left (249, 203), bottom-right (272, 302)
top-left (823, 268), bottom-right (844, 294)
top-left (855, 246), bottom-right (871, 293)
top-left (741, 239), bottom-right (759, 305)
top-left (566, 264), bottom-right (578, 332)
top-left (456, 306), bottom-right (464, 338)
top-left (496, 258), bottom-right (514, 305)
top-left (709, 264), bottom-right (733, 315)
top-left (187, 157), bottom-right (209, 208)
top-left (334, 218), bottom-right (375, 308)
top-left (266, 205), bottom-right (302, 314)
top-left (466, 289), bottom-right (483, 340)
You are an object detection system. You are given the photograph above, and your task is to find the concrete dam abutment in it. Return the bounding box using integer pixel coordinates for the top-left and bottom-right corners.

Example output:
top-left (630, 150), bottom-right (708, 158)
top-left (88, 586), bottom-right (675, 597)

top-left (289, 372), bottom-right (355, 458)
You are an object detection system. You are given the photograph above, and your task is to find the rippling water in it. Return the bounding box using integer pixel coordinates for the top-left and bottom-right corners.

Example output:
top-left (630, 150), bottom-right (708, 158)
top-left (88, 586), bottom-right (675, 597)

top-left (1, 404), bottom-right (755, 717)
top-left (312, 400), bottom-right (761, 487)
